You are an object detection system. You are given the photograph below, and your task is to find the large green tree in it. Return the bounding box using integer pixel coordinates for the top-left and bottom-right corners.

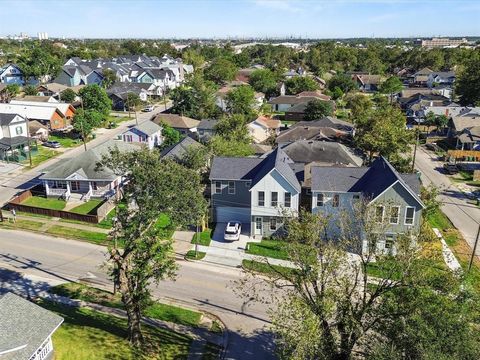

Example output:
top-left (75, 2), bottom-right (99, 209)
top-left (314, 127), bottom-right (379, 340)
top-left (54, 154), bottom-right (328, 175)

top-left (17, 46), bottom-right (61, 83)
top-left (170, 74), bottom-right (218, 119)
top-left (328, 74), bottom-right (357, 94)
top-left (204, 58), bottom-right (237, 84)
top-left (249, 69), bottom-right (278, 97)
top-left (78, 84), bottom-right (112, 120)
top-left (303, 99), bottom-right (333, 121)
top-left (380, 76), bottom-right (403, 102)
top-left (59, 88), bottom-right (76, 103)
top-left (158, 122), bottom-right (181, 150)
top-left (456, 54), bottom-right (480, 106)
top-left (225, 85), bottom-right (257, 118)
top-left (102, 69), bottom-right (117, 89)
top-left (285, 76), bottom-right (319, 95)
top-left (97, 148), bottom-right (207, 346)
top-left (23, 84), bottom-right (38, 96)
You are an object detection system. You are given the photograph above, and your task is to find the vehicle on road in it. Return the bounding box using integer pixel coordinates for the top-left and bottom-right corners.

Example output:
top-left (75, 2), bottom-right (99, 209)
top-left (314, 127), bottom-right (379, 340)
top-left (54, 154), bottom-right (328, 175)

top-left (224, 221), bottom-right (242, 241)
top-left (443, 163), bottom-right (459, 175)
top-left (42, 140), bottom-right (61, 148)
top-left (425, 143), bottom-right (442, 152)
top-left (142, 105), bottom-right (154, 112)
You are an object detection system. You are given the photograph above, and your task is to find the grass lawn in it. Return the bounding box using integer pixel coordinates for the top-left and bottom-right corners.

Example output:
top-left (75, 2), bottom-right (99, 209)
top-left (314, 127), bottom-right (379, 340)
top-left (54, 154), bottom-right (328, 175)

top-left (69, 199), bottom-right (103, 215)
top-left (22, 146), bottom-right (59, 168)
top-left (242, 259), bottom-right (296, 276)
top-left (185, 250), bottom-right (206, 260)
top-left (0, 219), bottom-right (43, 231)
top-left (46, 225), bottom-right (108, 244)
top-left (106, 115), bottom-right (132, 128)
top-left (22, 196), bottom-right (66, 210)
top-left (17, 211), bottom-right (52, 219)
top-left (191, 229), bottom-right (212, 246)
top-left (50, 282), bottom-right (202, 328)
top-left (40, 300), bottom-right (191, 360)
top-left (427, 208), bottom-right (452, 231)
top-left (246, 240), bottom-right (289, 260)
top-left (48, 134), bottom-right (82, 148)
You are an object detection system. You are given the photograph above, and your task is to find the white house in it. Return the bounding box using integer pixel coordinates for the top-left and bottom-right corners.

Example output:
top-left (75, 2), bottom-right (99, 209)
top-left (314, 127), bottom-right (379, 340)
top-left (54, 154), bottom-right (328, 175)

top-left (0, 292), bottom-right (63, 360)
top-left (120, 122), bottom-right (163, 150)
top-left (247, 116), bottom-right (281, 144)
top-left (0, 113), bottom-right (30, 161)
top-left (0, 63), bottom-right (24, 84)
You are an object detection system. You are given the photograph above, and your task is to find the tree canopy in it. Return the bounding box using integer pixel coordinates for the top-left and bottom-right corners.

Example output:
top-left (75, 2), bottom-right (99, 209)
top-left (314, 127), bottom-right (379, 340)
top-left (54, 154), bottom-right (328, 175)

top-left (204, 58), bottom-right (237, 84)
top-left (59, 88), bottom-right (76, 103)
top-left (328, 74), bottom-right (357, 94)
top-left (456, 53), bottom-right (480, 106)
top-left (303, 99), bottom-right (334, 121)
top-left (78, 84), bottom-right (112, 120)
top-left (285, 76), bottom-right (319, 95)
top-left (225, 85), bottom-right (257, 118)
top-left (248, 69), bottom-right (278, 97)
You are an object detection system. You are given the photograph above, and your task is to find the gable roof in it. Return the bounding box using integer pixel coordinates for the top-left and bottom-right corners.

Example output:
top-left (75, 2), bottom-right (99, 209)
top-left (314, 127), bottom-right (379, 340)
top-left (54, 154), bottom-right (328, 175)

top-left (152, 114), bottom-right (200, 129)
top-left (312, 157), bottom-right (424, 207)
top-left (0, 104), bottom-right (61, 122)
top-left (14, 96), bottom-right (58, 103)
top-left (0, 292), bottom-right (63, 360)
top-left (40, 140), bottom-right (139, 181)
top-left (197, 118), bottom-right (219, 130)
top-left (126, 121), bottom-right (162, 136)
top-left (0, 113), bottom-right (23, 126)
top-left (161, 136), bottom-right (203, 160)
top-left (253, 116), bottom-right (281, 129)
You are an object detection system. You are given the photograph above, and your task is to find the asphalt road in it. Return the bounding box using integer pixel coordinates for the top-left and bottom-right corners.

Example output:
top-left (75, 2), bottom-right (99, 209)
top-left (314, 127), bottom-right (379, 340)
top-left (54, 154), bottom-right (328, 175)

top-left (0, 105), bottom-right (169, 206)
top-left (0, 229), bottom-right (276, 360)
top-left (414, 146), bottom-right (480, 256)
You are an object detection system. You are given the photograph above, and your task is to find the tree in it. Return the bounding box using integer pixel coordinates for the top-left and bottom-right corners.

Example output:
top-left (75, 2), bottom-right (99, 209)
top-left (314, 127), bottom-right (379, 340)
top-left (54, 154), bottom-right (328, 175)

top-left (3, 84), bottom-right (20, 102)
top-left (158, 122), bottom-right (181, 149)
top-left (102, 69), bottom-right (117, 89)
top-left (435, 114), bottom-right (449, 134)
top-left (456, 54), bottom-right (480, 106)
top-left (23, 84), bottom-right (37, 96)
top-left (180, 144), bottom-right (211, 172)
top-left (424, 111), bottom-right (437, 136)
top-left (59, 88), bottom-right (76, 103)
top-left (97, 148), bottom-right (207, 345)
top-left (225, 85), bottom-right (257, 118)
top-left (214, 114), bottom-right (251, 143)
top-left (355, 104), bottom-right (413, 163)
top-left (78, 84), bottom-right (112, 120)
top-left (284, 76), bottom-right (319, 95)
top-left (17, 47), bottom-right (61, 83)
top-left (181, 49), bottom-right (205, 69)
top-left (346, 94), bottom-right (373, 120)
top-left (73, 108), bottom-right (103, 149)
top-left (236, 209), bottom-right (480, 360)
top-left (170, 74), bottom-right (218, 119)
top-left (380, 76), bottom-right (403, 103)
top-left (328, 74), bottom-right (357, 94)
top-left (249, 69), bottom-right (278, 97)
top-left (125, 92), bottom-right (142, 111)
top-left (303, 100), bottom-right (333, 121)
top-left (204, 58), bottom-right (237, 84)
top-left (208, 135), bottom-right (254, 157)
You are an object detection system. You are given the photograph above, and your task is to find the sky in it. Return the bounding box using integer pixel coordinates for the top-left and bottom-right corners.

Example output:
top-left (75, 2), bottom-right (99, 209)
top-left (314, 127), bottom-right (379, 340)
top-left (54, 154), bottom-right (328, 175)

top-left (0, 0), bottom-right (479, 39)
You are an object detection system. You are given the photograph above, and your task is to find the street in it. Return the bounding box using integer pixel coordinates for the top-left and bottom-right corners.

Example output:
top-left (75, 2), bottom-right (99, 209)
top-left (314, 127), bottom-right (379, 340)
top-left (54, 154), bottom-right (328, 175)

top-left (0, 229), bottom-right (276, 360)
top-left (414, 146), bottom-right (480, 256)
top-left (0, 105), bottom-right (169, 205)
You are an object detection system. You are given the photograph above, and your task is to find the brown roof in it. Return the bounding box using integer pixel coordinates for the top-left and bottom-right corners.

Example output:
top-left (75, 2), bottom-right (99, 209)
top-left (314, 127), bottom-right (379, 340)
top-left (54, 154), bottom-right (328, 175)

top-left (268, 95), bottom-right (322, 105)
top-left (297, 90), bottom-right (331, 100)
top-left (16, 95), bottom-right (54, 103)
top-left (254, 116), bottom-right (281, 129)
top-left (152, 114), bottom-right (200, 129)
top-left (29, 120), bottom-right (48, 132)
top-left (354, 74), bottom-right (382, 85)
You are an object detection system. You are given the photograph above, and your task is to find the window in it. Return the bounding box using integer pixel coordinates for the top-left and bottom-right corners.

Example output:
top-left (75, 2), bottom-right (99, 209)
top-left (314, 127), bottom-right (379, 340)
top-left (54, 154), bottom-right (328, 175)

top-left (258, 191), bottom-right (265, 206)
top-left (405, 207), bottom-right (415, 225)
top-left (271, 192), bottom-right (278, 207)
top-left (317, 193), bottom-right (324, 207)
top-left (228, 181), bottom-right (235, 194)
top-left (385, 234), bottom-right (394, 249)
top-left (92, 182), bottom-right (98, 190)
top-left (15, 126), bottom-right (23, 135)
top-left (332, 194), bottom-right (339, 207)
top-left (214, 181), bottom-right (222, 194)
top-left (245, 181), bottom-right (251, 187)
top-left (270, 218), bottom-right (277, 231)
top-left (375, 206), bottom-right (384, 223)
top-left (284, 192), bottom-right (291, 208)
top-left (353, 194), bottom-right (360, 200)
top-left (389, 206), bottom-right (400, 224)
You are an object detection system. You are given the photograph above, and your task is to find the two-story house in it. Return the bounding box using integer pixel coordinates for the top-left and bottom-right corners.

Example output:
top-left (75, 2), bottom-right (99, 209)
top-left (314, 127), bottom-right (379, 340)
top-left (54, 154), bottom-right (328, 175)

top-left (0, 113), bottom-right (30, 162)
top-left (310, 157), bottom-right (424, 254)
top-left (0, 63), bottom-right (24, 84)
top-left (210, 148), bottom-right (301, 237)
top-left (120, 122), bottom-right (162, 150)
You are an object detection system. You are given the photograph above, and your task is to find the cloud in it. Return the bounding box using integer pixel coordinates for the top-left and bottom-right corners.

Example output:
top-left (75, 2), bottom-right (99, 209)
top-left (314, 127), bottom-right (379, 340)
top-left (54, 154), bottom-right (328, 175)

top-left (253, 0), bottom-right (303, 12)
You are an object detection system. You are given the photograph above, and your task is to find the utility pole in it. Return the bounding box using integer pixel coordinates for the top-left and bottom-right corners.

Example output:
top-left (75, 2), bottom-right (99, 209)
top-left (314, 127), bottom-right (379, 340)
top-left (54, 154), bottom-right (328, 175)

top-left (25, 114), bottom-right (33, 167)
top-left (411, 128), bottom-right (420, 173)
top-left (80, 99), bottom-right (87, 152)
top-left (468, 223), bottom-right (480, 273)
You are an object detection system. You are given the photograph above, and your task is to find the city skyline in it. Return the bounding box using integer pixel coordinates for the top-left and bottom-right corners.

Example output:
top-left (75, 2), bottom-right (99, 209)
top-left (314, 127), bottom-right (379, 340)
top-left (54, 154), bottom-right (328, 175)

top-left (0, 0), bottom-right (479, 39)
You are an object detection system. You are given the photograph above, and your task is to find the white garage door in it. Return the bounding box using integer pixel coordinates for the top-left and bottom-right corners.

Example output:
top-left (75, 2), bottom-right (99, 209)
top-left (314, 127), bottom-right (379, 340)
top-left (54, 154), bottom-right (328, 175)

top-left (215, 207), bottom-right (250, 224)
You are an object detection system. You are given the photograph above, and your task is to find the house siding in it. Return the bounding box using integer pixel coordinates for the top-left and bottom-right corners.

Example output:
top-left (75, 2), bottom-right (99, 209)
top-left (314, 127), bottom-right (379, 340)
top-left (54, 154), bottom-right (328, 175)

top-left (211, 180), bottom-right (251, 209)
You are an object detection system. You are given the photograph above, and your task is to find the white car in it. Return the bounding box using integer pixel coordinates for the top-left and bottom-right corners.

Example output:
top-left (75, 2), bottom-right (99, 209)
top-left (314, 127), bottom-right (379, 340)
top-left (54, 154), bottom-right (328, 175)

top-left (224, 221), bottom-right (242, 241)
top-left (142, 105), bottom-right (154, 112)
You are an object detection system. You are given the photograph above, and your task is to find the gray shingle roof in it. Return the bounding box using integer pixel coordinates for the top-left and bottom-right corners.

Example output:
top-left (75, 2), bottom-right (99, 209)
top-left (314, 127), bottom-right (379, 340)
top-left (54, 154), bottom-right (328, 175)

top-left (311, 166), bottom-right (369, 192)
top-left (0, 113), bottom-right (19, 126)
top-left (130, 121), bottom-right (162, 136)
top-left (40, 140), bottom-right (139, 181)
top-left (280, 141), bottom-right (363, 166)
top-left (161, 136), bottom-right (202, 160)
top-left (197, 119), bottom-right (219, 130)
top-left (0, 292), bottom-right (63, 360)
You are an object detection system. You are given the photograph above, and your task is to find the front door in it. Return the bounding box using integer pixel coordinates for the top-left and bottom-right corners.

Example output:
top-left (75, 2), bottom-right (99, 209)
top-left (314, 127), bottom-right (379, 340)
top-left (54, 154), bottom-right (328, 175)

top-left (70, 181), bottom-right (80, 191)
top-left (254, 217), bottom-right (263, 235)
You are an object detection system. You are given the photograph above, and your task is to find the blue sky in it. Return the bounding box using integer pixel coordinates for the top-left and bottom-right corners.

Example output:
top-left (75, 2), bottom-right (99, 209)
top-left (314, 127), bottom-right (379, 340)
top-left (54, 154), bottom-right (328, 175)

top-left (0, 0), bottom-right (478, 39)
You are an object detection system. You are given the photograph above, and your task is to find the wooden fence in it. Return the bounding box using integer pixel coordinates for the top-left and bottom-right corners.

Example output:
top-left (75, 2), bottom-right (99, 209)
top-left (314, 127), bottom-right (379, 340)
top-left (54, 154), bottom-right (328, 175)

top-left (8, 190), bottom-right (109, 223)
top-left (447, 150), bottom-right (480, 161)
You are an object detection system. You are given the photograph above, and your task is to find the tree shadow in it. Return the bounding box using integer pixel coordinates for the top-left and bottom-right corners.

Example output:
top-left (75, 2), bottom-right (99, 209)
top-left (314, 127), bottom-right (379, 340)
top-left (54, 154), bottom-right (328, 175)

top-left (225, 326), bottom-right (277, 360)
top-left (0, 267), bottom-right (51, 299)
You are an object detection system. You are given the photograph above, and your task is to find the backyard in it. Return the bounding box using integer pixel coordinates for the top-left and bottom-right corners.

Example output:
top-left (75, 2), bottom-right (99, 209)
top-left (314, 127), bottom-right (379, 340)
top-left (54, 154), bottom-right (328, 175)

top-left (22, 146), bottom-right (60, 168)
top-left (48, 133), bottom-right (83, 148)
top-left (22, 196), bottom-right (66, 210)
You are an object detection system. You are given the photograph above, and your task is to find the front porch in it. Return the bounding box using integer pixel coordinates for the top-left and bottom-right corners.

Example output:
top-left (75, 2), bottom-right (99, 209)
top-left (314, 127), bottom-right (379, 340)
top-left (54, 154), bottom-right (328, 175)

top-left (0, 137), bottom-right (38, 163)
top-left (44, 179), bottom-right (116, 201)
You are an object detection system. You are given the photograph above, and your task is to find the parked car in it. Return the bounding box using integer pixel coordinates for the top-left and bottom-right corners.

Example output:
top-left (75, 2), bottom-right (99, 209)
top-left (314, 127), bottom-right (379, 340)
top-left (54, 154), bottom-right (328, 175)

top-left (142, 105), bottom-right (154, 112)
top-left (443, 163), bottom-right (459, 175)
top-left (426, 143), bottom-right (441, 152)
top-left (224, 221), bottom-right (242, 241)
top-left (42, 140), bottom-right (61, 148)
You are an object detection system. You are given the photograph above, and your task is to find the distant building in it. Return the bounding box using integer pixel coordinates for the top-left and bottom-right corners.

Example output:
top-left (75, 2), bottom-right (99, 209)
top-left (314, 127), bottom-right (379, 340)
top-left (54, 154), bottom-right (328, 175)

top-left (416, 37), bottom-right (469, 49)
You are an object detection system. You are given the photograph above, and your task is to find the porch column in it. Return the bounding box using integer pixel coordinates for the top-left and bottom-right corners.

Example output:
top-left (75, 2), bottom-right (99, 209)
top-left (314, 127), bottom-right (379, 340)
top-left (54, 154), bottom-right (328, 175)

top-left (66, 182), bottom-right (70, 194)
top-left (88, 181), bottom-right (92, 193)
top-left (44, 181), bottom-right (49, 196)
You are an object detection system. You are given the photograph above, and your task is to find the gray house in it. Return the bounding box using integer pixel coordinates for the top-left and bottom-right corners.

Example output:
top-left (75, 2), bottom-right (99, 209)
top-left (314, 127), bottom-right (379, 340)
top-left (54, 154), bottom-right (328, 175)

top-left (0, 292), bottom-right (63, 360)
top-left (196, 119), bottom-right (218, 142)
top-left (311, 157), bottom-right (424, 254)
top-left (210, 148), bottom-right (301, 237)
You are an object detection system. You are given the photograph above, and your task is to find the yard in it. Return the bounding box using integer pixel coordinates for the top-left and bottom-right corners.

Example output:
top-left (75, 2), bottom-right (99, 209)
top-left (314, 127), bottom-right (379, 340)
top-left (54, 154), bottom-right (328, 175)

top-left (246, 239), bottom-right (289, 260)
top-left (106, 115), bottom-right (133, 128)
top-left (50, 282), bottom-right (202, 328)
top-left (40, 300), bottom-right (191, 360)
top-left (191, 229), bottom-right (212, 246)
top-left (48, 133), bottom-right (83, 148)
top-left (69, 199), bottom-right (103, 215)
top-left (242, 259), bottom-right (297, 276)
top-left (46, 225), bottom-right (108, 244)
top-left (22, 146), bottom-right (60, 168)
top-left (22, 196), bottom-right (66, 210)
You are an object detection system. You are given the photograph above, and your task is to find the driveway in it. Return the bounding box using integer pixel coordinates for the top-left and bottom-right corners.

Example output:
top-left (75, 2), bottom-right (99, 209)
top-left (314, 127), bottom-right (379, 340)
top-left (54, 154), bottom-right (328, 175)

top-left (415, 146), bottom-right (480, 256)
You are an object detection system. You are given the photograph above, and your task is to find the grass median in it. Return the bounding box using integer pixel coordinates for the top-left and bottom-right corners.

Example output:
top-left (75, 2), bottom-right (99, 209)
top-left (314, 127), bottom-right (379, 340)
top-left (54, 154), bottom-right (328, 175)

top-left (246, 239), bottom-right (289, 260)
top-left (46, 225), bottom-right (108, 244)
top-left (191, 229), bottom-right (212, 246)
